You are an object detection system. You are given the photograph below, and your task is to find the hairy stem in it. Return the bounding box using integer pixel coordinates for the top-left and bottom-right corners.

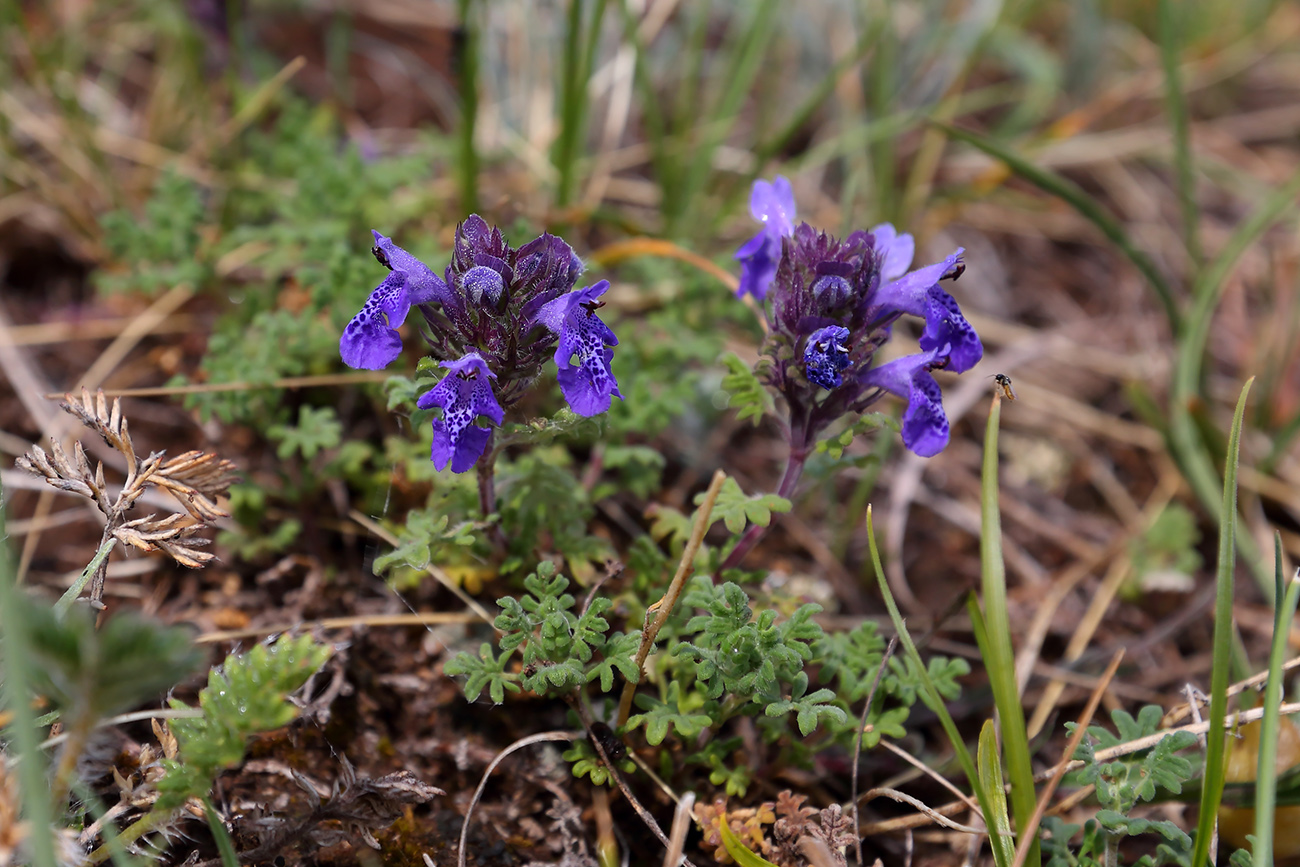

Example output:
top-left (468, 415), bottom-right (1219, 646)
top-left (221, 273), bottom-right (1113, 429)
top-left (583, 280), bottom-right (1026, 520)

top-left (478, 434), bottom-right (509, 550)
top-left (476, 435), bottom-right (497, 518)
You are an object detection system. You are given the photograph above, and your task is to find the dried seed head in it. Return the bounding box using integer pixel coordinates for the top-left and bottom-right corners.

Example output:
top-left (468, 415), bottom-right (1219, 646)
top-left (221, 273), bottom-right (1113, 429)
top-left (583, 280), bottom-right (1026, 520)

top-left (14, 388), bottom-right (240, 607)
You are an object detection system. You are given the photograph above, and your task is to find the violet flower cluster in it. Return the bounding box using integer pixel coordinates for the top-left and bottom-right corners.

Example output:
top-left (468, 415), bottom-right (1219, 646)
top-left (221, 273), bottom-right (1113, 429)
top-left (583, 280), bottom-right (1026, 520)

top-left (735, 176), bottom-right (982, 462)
top-left (340, 217), bottom-right (621, 473)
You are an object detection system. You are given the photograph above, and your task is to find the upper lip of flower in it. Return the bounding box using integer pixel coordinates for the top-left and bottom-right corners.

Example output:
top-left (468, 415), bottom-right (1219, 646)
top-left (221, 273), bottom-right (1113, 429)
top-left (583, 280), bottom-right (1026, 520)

top-left (734, 176), bottom-right (797, 301)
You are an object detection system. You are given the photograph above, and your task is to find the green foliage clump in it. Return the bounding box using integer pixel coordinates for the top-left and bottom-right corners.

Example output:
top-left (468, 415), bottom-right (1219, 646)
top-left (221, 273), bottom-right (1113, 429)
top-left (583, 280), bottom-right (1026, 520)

top-left (1043, 706), bottom-right (1200, 867)
top-left (1126, 504), bottom-right (1202, 595)
top-left (98, 171), bottom-right (209, 296)
top-left (155, 634), bottom-right (332, 810)
top-left (6, 600), bottom-right (204, 721)
top-left (444, 560), bottom-right (967, 794)
top-left (373, 509), bottom-right (479, 577)
top-left (444, 562), bottom-right (641, 704)
top-left (97, 99), bottom-right (436, 428)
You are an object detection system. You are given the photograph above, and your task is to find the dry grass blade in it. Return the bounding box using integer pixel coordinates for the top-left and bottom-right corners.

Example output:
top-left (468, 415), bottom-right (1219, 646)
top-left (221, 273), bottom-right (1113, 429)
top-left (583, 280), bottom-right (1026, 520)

top-left (859, 788), bottom-right (984, 835)
top-left (663, 792), bottom-right (696, 867)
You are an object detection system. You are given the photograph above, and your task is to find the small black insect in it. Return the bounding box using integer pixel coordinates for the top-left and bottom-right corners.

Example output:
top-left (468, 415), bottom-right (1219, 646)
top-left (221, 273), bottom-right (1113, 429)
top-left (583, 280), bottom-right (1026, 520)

top-left (991, 373), bottom-right (1018, 401)
top-left (590, 722), bottom-right (626, 762)
top-left (372, 244), bottom-right (391, 269)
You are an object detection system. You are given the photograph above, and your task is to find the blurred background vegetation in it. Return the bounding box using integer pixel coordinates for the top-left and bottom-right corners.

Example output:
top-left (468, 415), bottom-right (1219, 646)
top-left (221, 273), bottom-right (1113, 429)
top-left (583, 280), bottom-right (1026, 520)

top-left (2, 0), bottom-right (1300, 862)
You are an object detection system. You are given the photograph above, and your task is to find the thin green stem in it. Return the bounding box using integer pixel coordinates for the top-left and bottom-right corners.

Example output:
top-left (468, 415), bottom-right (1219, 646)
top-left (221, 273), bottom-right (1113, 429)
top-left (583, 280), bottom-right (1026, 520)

top-left (866, 507), bottom-right (1012, 867)
top-left (976, 395), bottom-right (1039, 867)
top-left (1190, 378), bottom-right (1253, 867)
top-left (1253, 540), bottom-right (1300, 867)
top-left (555, 0), bottom-right (608, 207)
top-left (1159, 0), bottom-right (1200, 265)
top-left (55, 536), bottom-right (116, 616)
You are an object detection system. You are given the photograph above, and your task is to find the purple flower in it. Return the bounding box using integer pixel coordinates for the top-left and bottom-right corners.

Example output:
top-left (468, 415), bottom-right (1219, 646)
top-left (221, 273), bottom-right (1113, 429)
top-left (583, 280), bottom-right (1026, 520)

top-left (869, 246), bottom-right (982, 373)
top-left (870, 223), bottom-right (916, 282)
top-left (415, 353), bottom-right (505, 473)
top-left (804, 325), bottom-right (852, 390)
top-left (860, 348), bottom-right (951, 457)
top-left (735, 176), bottom-right (796, 301)
top-left (535, 280), bottom-right (622, 416)
top-left (340, 232), bottom-right (454, 370)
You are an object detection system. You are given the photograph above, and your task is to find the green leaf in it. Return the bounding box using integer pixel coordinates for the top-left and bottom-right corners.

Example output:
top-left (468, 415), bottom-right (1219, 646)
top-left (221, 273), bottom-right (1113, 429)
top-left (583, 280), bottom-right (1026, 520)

top-left (720, 352), bottom-right (774, 426)
top-left (978, 721), bottom-right (1014, 854)
top-left (647, 504), bottom-right (693, 552)
top-left (718, 811), bottom-right (781, 867)
top-left (372, 509), bottom-right (479, 576)
top-left (1069, 705), bottom-right (1198, 815)
top-left (444, 643), bottom-right (521, 704)
top-left (699, 477), bottom-right (791, 535)
top-left (266, 405), bottom-right (343, 460)
top-left (765, 679), bottom-right (847, 737)
top-left (627, 681), bottom-right (712, 745)
top-left (585, 630), bottom-right (641, 693)
top-left (563, 739), bottom-right (635, 787)
top-left (815, 413), bottom-right (899, 460)
top-left (1192, 379), bottom-right (1254, 867)
top-left (862, 706), bottom-right (910, 747)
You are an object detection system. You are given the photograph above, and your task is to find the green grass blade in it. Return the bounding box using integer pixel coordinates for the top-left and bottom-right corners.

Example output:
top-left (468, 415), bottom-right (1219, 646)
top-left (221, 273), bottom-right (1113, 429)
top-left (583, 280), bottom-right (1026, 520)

top-left (751, 20), bottom-right (881, 171)
top-left (673, 0), bottom-right (779, 233)
top-left (975, 395), bottom-right (1040, 867)
top-left (978, 720), bottom-right (1014, 847)
top-left (1253, 536), bottom-right (1300, 867)
top-left (455, 0), bottom-right (480, 213)
top-left (1169, 165), bottom-right (1300, 599)
top-left (867, 3), bottom-right (899, 222)
top-left (55, 537), bottom-right (115, 616)
top-left (0, 481), bottom-right (59, 867)
top-left (615, 0), bottom-right (673, 219)
top-left (1158, 0), bottom-right (1200, 265)
top-left (554, 0), bottom-right (609, 207)
top-left (205, 798), bottom-right (241, 867)
top-left (866, 507), bottom-right (1013, 867)
top-left (934, 121), bottom-right (1181, 333)
top-left (1190, 377), bottom-right (1253, 867)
